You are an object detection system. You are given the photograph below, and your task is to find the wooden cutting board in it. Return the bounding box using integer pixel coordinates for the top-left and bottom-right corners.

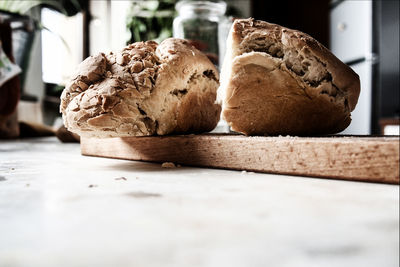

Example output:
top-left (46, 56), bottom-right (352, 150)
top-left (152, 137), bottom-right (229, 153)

top-left (81, 134), bottom-right (400, 184)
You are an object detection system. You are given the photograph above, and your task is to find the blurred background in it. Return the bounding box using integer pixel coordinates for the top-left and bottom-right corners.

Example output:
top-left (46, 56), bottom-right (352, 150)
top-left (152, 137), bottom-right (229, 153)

top-left (0, 0), bottom-right (398, 138)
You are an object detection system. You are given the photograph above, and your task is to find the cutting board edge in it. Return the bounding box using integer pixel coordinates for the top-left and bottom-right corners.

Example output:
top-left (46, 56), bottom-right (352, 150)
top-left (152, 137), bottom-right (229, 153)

top-left (80, 135), bottom-right (400, 184)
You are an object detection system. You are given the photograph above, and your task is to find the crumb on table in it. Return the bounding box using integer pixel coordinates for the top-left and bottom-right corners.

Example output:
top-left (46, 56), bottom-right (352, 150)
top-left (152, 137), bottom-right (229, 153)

top-left (161, 162), bottom-right (176, 168)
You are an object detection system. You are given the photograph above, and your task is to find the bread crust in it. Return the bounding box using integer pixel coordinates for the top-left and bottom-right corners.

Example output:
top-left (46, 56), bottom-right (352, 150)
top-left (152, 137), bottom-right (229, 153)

top-left (60, 38), bottom-right (221, 137)
top-left (221, 18), bottom-right (360, 135)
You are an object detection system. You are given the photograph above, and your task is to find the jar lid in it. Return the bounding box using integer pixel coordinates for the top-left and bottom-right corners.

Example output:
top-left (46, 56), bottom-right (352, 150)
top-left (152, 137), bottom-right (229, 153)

top-left (176, 1), bottom-right (227, 16)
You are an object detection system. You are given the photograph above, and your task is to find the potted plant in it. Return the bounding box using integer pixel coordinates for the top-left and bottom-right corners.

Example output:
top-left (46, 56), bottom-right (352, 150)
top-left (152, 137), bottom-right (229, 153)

top-left (126, 0), bottom-right (177, 44)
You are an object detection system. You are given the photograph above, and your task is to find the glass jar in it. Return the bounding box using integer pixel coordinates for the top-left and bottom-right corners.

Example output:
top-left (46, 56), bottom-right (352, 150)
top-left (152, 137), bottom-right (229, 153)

top-left (173, 0), bottom-right (229, 68)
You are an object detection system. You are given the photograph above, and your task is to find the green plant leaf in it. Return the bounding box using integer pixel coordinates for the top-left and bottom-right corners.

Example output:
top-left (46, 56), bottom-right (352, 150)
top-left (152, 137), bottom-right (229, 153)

top-left (0, 0), bottom-right (85, 16)
top-left (126, 0), bottom-right (177, 43)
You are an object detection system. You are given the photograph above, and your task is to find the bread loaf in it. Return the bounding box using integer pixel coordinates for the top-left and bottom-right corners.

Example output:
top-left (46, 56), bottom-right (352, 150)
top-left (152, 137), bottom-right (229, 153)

top-left (60, 38), bottom-right (221, 138)
top-left (220, 18), bottom-right (360, 135)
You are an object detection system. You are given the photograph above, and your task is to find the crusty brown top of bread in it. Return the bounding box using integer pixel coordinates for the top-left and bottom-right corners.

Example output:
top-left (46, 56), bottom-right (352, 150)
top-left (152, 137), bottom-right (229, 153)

top-left (221, 18), bottom-right (360, 135)
top-left (60, 38), bottom-right (221, 138)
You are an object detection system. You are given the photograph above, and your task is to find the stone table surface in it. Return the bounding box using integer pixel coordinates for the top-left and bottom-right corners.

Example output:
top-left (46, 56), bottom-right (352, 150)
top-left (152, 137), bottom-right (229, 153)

top-left (0, 137), bottom-right (398, 267)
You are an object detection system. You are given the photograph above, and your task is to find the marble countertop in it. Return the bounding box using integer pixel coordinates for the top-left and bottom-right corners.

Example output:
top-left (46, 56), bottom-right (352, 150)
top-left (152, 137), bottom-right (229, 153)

top-left (0, 137), bottom-right (398, 267)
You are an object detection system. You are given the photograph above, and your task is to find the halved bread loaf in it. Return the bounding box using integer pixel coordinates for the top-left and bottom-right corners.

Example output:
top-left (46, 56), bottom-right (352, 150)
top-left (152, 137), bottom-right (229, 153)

top-left (60, 38), bottom-right (221, 138)
top-left (220, 18), bottom-right (360, 135)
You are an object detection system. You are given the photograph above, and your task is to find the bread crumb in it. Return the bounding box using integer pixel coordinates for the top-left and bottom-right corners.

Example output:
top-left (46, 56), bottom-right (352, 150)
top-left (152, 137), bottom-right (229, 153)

top-left (88, 184), bottom-right (98, 188)
top-left (115, 177), bottom-right (127, 181)
top-left (162, 162), bottom-right (176, 168)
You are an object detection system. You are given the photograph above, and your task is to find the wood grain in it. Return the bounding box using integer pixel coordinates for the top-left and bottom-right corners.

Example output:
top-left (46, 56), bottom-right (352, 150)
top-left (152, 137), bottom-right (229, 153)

top-left (81, 134), bottom-right (400, 184)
